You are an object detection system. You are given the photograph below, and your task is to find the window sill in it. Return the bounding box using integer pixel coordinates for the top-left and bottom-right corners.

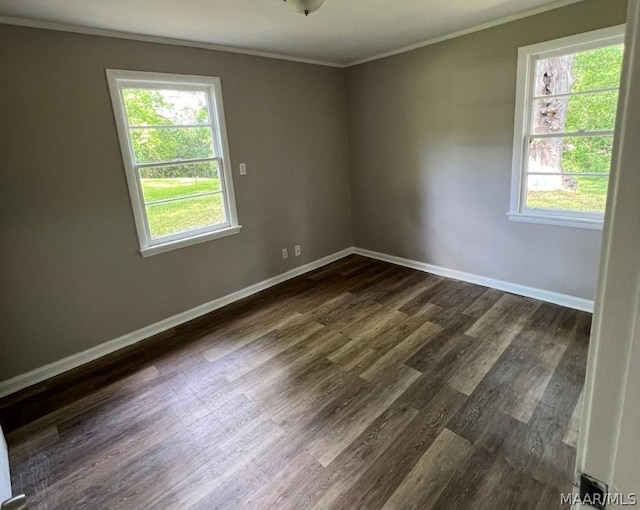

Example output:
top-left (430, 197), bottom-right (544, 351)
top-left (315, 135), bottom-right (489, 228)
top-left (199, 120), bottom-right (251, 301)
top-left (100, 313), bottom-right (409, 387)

top-left (508, 212), bottom-right (603, 230)
top-left (140, 225), bottom-right (242, 257)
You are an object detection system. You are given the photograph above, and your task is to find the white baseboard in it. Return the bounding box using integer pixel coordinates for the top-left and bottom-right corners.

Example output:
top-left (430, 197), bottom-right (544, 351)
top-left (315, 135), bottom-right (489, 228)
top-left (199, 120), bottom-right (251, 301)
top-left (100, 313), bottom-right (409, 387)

top-left (0, 247), bottom-right (354, 399)
top-left (0, 245), bottom-right (594, 399)
top-left (353, 247), bottom-right (594, 313)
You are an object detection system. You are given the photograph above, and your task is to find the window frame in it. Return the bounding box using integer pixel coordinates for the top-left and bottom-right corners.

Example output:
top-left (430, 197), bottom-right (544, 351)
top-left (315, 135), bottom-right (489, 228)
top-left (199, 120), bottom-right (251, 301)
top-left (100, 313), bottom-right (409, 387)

top-left (508, 25), bottom-right (625, 230)
top-left (106, 69), bottom-right (241, 257)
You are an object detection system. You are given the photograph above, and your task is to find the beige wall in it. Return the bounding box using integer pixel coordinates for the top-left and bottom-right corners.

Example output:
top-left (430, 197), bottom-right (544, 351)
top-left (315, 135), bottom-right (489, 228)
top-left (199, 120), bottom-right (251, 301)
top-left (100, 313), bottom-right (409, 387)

top-left (0, 0), bottom-right (630, 384)
top-left (345, 0), bottom-right (628, 300)
top-left (0, 25), bottom-right (352, 380)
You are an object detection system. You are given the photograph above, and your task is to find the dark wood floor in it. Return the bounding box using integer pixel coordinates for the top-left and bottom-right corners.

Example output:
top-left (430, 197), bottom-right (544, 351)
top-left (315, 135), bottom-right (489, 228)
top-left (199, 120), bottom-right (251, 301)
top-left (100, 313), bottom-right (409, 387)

top-left (2, 255), bottom-right (589, 509)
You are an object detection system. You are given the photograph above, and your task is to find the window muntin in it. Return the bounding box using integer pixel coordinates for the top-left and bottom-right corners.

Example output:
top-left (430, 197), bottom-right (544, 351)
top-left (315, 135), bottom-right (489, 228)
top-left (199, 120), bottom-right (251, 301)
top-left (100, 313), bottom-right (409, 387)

top-left (139, 160), bottom-right (225, 238)
top-left (107, 71), bottom-right (239, 254)
top-left (510, 27), bottom-right (625, 228)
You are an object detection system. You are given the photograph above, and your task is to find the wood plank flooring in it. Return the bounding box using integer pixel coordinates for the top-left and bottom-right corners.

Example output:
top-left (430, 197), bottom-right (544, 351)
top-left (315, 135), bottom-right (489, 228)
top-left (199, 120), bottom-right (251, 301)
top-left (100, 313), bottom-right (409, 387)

top-left (1, 255), bottom-right (590, 509)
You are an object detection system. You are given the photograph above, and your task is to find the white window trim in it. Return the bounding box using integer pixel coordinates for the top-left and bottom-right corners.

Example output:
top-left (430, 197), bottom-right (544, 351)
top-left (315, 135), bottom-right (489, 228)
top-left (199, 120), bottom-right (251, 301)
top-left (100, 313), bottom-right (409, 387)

top-left (106, 69), bottom-right (241, 256)
top-left (509, 25), bottom-right (625, 230)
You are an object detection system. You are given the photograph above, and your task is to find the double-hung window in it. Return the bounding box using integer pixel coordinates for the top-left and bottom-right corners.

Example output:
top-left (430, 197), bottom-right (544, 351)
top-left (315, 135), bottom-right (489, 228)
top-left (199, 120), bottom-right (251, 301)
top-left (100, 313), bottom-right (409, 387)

top-left (107, 70), bottom-right (240, 256)
top-left (509, 26), bottom-right (625, 229)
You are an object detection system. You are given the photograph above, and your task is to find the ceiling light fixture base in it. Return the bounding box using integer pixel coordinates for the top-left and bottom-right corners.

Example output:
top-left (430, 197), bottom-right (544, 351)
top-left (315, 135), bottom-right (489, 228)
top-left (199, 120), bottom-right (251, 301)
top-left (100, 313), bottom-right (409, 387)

top-left (283, 0), bottom-right (326, 16)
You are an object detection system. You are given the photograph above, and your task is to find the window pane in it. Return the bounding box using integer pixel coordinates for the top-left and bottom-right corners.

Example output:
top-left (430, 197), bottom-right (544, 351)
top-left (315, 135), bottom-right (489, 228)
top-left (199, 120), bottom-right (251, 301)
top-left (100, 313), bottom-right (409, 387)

top-left (140, 161), bottom-right (221, 203)
top-left (526, 175), bottom-right (608, 213)
top-left (130, 127), bottom-right (214, 164)
top-left (146, 193), bottom-right (226, 239)
top-left (123, 88), bottom-right (209, 126)
top-left (528, 135), bottom-right (614, 175)
top-left (568, 44), bottom-right (624, 93)
top-left (534, 44), bottom-right (623, 97)
top-left (531, 90), bottom-right (618, 134)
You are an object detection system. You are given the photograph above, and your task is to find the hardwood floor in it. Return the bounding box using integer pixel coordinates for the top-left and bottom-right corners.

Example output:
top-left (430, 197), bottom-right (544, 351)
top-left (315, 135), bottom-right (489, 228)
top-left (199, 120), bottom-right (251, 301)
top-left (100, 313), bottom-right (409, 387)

top-left (1, 255), bottom-right (589, 509)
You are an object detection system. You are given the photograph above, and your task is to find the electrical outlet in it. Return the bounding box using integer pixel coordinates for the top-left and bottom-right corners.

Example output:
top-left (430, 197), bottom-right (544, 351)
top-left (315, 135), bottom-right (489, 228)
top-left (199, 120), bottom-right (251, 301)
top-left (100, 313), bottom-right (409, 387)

top-left (294, 245), bottom-right (301, 257)
top-left (282, 248), bottom-right (288, 259)
top-left (239, 163), bottom-right (247, 175)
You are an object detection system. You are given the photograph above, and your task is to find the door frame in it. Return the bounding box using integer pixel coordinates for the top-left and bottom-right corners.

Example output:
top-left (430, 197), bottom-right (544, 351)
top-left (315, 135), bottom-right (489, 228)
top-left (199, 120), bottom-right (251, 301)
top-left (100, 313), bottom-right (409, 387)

top-left (576, 0), bottom-right (640, 505)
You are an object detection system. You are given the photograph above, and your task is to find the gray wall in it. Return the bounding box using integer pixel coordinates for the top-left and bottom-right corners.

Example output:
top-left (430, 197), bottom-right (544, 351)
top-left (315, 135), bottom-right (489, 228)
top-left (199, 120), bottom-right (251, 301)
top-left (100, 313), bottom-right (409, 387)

top-left (345, 0), bottom-right (628, 300)
top-left (0, 26), bottom-right (352, 380)
top-left (0, 0), bottom-right (629, 383)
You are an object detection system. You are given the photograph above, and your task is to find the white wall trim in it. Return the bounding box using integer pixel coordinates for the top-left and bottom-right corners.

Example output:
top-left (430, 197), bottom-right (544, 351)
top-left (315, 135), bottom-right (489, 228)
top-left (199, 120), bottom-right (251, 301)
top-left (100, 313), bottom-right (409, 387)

top-left (508, 212), bottom-right (604, 230)
top-left (105, 69), bottom-right (241, 255)
top-left (2, 0), bottom-right (587, 69)
top-left (576, 0), bottom-right (640, 497)
top-left (508, 25), bottom-right (624, 226)
top-left (0, 244), bottom-right (595, 398)
top-left (346, 0), bottom-right (587, 66)
top-left (0, 16), bottom-right (343, 68)
top-left (0, 247), bottom-right (354, 399)
top-left (353, 247), bottom-right (594, 313)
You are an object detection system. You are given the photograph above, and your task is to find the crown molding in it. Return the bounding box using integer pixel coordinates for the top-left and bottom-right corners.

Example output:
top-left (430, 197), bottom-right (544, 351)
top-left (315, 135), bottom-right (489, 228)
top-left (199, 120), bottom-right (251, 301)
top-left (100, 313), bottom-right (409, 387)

top-left (0, 15), bottom-right (344, 68)
top-left (345, 0), bottom-right (587, 67)
top-left (1, 1), bottom-right (589, 69)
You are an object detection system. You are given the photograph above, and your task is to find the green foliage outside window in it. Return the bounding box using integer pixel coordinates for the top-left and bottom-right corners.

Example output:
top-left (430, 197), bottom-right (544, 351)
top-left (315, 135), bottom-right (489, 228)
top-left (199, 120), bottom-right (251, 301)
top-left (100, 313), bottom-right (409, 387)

top-left (123, 88), bottom-right (226, 237)
top-left (561, 45), bottom-right (623, 176)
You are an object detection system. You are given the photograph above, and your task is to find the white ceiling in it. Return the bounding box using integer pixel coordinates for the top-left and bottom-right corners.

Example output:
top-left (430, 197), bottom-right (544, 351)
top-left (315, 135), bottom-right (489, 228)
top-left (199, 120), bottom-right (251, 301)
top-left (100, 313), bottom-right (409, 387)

top-left (0, 0), bottom-right (581, 66)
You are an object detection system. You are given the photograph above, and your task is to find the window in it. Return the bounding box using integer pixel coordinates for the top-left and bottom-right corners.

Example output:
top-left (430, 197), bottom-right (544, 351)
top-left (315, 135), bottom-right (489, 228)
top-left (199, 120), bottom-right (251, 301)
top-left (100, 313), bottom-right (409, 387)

top-left (107, 70), bottom-right (240, 256)
top-left (509, 26), bottom-right (625, 229)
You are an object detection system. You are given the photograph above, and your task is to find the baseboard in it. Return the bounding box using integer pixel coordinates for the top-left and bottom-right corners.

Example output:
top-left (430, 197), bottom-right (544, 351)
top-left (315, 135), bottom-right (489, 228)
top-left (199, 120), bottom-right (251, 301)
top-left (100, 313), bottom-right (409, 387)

top-left (0, 247), bottom-right (355, 398)
top-left (0, 245), bottom-right (593, 398)
top-left (353, 247), bottom-right (594, 313)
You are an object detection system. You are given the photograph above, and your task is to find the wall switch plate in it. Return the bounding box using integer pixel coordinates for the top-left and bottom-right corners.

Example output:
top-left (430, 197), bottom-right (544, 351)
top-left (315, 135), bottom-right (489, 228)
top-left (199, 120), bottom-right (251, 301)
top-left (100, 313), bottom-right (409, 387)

top-left (294, 245), bottom-right (301, 257)
top-left (282, 248), bottom-right (288, 259)
top-left (239, 163), bottom-right (247, 175)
